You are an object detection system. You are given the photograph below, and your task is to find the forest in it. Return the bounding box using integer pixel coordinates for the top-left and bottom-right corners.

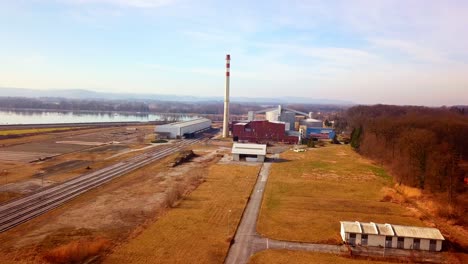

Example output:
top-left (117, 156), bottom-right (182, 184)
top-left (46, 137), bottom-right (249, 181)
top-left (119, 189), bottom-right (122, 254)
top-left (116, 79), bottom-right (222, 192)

top-left (347, 105), bottom-right (467, 221)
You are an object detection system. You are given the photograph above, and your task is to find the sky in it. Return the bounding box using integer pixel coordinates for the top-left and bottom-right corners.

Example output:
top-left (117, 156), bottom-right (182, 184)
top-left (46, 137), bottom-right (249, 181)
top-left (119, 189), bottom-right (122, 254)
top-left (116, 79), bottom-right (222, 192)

top-left (0, 0), bottom-right (467, 106)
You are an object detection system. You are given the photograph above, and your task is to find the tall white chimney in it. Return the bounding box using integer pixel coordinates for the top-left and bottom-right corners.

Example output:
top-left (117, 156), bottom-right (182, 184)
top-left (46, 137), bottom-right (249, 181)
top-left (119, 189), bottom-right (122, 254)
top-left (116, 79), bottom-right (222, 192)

top-left (222, 54), bottom-right (230, 138)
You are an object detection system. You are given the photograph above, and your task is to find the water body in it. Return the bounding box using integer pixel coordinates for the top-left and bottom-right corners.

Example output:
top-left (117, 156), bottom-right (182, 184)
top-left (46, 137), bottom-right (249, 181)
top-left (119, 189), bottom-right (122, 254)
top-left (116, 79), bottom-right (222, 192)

top-left (0, 110), bottom-right (199, 125)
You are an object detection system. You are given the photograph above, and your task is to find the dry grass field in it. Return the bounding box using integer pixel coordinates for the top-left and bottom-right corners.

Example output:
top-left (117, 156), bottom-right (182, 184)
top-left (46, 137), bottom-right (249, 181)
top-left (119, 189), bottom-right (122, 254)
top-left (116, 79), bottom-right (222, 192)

top-left (104, 163), bottom-right (261, 264)
top-left (0, 127), bottom-right (79, 136)
top-left (249, 250), bottom-right (395, 264)
top-left (0, 125), bottom-right (157, 203)
top-left (0, 145), bottom-right (226, 263)
top-left (257, 144), bottom-right (424, 244)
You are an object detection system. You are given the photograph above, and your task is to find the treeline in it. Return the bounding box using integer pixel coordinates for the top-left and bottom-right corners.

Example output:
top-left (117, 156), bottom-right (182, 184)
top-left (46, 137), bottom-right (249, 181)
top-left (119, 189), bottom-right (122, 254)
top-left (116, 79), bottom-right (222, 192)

top-left (0, 97), bottom-right (150, 112)
top-left (148, 102), bottom-right (264, 115)
top-left (0, 96), bottom-right (348, 116)
top-left (0, 97), bottom-right (265, 115)
top-left (347, 105), bottom-right (467, 202)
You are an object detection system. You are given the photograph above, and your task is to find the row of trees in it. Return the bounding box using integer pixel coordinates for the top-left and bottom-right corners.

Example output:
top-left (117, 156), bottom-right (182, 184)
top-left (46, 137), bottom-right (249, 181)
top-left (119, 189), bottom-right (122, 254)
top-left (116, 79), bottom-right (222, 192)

top-left (0, 97), bottom-right (350, 117)
top-left (348, 105), bottom-right (467, 204)
top-left (0, 97), bottom-right (150, 112)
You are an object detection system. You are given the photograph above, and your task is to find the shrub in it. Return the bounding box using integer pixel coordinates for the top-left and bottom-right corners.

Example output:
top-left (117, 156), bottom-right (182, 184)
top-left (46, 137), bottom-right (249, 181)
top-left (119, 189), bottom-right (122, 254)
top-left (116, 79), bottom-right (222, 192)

top-left (42, 238), bottom-right (111, 264)
top-left (152, 139), bottom-right (168, 143)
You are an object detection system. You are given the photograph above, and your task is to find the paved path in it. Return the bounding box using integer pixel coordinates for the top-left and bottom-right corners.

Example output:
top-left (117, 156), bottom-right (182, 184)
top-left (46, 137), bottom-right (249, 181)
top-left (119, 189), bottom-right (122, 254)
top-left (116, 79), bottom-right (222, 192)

top-left (224, 156), bottom-right (445, 264)
top-left (224, 162), bottom-right (272, 264)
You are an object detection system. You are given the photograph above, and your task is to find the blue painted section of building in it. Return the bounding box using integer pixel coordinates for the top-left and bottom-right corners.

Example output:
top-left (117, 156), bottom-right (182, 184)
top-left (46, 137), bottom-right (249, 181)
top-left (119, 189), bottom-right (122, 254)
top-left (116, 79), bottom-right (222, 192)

top-left (306, 127), bottom-right (336, 139)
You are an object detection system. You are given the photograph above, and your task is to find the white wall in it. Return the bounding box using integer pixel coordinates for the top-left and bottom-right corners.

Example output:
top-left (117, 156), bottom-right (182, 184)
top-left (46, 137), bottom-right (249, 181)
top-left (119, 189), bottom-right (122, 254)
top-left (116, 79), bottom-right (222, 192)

top-left (342, 231), bottom-right (443, 251)
top-left (368, 234), bottom-right (385, 247)
top-left (156, 119), bottom-right (211, 138)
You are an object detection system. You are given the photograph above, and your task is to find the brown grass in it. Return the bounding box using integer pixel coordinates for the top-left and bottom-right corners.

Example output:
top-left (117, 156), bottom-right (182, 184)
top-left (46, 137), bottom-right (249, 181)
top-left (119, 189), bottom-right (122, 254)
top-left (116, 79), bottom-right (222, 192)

top-left (0, 128), bottom-right (164, 203)
top-left (104, 163), bottom-right (261, 264)
top-left (257, 145), bottom-right (425, 244)
top-left (0, 127), bottom-right (79, 136)
top-left (0, 149), bottom-right (205, 263)
top-left (249, 250), bottom-right (396, 264)
top-left (42, 237), bottom-right (111, 263)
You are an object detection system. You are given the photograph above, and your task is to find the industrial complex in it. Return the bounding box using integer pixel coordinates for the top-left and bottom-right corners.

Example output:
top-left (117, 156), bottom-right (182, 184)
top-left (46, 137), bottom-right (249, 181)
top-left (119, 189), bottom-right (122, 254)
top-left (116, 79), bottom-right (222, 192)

top-left (230, 104), bottom-right (336, 144)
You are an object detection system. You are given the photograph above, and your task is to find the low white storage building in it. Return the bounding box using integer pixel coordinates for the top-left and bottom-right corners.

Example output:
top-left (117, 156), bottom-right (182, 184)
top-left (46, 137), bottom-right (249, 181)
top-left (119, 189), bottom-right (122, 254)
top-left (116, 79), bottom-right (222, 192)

top-left (155, 118), bottom-right (212, 139)
top-left (340, 221), bottom-right (444, 251)
top-left (232, 143), bottom-right (267, 162)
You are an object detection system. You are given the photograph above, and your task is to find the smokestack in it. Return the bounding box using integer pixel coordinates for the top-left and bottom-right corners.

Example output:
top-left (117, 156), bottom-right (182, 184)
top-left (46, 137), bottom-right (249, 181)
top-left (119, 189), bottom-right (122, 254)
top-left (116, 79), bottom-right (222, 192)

top-left (222, 54), bottom-right (230, 138)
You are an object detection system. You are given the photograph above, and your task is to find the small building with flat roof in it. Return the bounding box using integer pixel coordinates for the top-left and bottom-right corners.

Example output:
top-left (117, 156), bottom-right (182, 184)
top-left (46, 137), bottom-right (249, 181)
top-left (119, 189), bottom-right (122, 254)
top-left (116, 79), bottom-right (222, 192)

top-left (340, 221), bottom-right (444, 251)
top-left (155, 118), bottom-right (211, 139)
top-left (231, 143), bottom-right (267, 162)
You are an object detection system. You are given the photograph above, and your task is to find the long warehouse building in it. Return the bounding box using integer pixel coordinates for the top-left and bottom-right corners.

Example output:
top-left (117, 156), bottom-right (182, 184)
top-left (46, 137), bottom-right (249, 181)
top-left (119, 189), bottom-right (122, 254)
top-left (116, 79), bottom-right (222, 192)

top-left (155, 118), bottom-right (212, 139)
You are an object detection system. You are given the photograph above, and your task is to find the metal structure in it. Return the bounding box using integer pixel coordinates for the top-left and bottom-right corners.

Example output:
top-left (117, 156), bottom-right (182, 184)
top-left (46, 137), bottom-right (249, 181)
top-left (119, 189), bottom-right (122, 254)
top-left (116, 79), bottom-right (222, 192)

top-left (299, 118), bottom-right (323, 128)
top-left (0, 137), bottom-right (209, 233)
top-left (155, 118), bottom-right (212, 139)
top-left (248, 105), bottom-right (322, 131)
top-left (222, 54), bottom-right (231, 138)
top-left (306, 127), bottom-right (336, 140)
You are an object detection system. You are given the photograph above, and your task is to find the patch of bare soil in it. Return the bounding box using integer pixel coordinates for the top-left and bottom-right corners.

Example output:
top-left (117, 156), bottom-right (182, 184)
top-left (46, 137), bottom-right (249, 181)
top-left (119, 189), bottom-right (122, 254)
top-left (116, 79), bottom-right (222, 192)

top-left (301, 171), bottom-right (376, 181)
top-left (0, 148), bottom-right (221, 263)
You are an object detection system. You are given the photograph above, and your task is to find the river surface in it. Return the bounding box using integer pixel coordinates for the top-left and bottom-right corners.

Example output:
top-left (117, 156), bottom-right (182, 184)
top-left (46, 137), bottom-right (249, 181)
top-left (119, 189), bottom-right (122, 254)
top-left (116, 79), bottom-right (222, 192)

top-left (0, 110), bottom-right (199, 125)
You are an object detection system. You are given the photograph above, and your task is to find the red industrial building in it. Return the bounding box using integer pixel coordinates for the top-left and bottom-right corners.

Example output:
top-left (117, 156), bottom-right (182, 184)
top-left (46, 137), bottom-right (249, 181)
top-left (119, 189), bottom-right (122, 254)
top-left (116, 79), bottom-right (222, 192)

top-left (232, 120), bottom-right (298, 144)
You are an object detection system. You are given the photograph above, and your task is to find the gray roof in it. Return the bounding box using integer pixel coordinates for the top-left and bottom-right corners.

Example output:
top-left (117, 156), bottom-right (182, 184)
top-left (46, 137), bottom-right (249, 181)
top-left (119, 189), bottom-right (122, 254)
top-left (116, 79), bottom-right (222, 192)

top-left (157, 118), bottom-right (211, 128)
top-left (341, 221), bottom-right (444, 240)
top-left (392, 224), bottom-right (445, 240)
top-left (341, 221), bottom-right (362, 233)
top-left (232, 143), bottom-right (267, 155)
top-left (376, 223), bottom-right (395, 236)
top-left (361, 222), bottom-right (379, 235)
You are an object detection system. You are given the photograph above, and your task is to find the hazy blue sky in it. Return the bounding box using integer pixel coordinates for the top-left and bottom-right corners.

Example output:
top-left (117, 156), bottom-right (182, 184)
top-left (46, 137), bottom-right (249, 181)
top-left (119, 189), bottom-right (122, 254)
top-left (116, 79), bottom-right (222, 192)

top-left (1, 0), bottom-right (467, 105)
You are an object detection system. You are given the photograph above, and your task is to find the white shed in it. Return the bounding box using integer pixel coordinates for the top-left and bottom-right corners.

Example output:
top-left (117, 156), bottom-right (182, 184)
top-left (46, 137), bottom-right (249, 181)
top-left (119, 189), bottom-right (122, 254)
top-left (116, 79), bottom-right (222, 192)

top-left (340, 221), bottom-right (444, 251)
top-left (155, 118), bottom-right (212, 139)
top-left (232, 143), bottom-right (267, 162)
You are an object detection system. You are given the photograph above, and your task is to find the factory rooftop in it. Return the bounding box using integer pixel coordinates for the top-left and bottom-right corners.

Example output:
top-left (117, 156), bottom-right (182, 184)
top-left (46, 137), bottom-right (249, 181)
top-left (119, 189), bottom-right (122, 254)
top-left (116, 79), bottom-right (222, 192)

top-left (231, 143), bottom-right (267, 156)
top-left (158, 118), bottom-right (211, 128)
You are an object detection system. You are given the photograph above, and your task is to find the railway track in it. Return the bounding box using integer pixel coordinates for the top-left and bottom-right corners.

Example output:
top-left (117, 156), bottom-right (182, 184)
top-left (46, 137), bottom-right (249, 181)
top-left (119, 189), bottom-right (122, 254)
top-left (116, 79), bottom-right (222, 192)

top-left (0, 137), bottom-right (207, 233)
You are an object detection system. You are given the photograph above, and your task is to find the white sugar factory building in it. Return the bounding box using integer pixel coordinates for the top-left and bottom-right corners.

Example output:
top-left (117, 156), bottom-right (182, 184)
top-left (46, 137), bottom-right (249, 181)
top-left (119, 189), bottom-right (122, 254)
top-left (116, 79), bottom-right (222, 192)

top-left (155, 118), bottom-right (212, 139)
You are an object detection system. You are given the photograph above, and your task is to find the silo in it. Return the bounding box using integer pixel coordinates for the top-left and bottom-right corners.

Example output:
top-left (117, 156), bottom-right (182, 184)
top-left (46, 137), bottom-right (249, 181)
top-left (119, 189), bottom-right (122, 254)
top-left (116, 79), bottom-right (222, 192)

top-left (279, 111), bottom-right (295, 131)
top-left (266, 109), bottom-right (279, 122)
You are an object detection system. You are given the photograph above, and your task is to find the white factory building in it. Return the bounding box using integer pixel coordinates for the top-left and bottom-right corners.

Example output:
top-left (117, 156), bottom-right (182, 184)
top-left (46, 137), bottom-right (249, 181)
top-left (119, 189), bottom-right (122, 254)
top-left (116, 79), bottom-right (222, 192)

top-left (340, 221), bottom-right (444, 251)
top-left (248, 105), bottom-right (322, 131)
top-left (231, 143), bottom-right (267, 162)
top-left (155, 118), bottom-right (212, 139)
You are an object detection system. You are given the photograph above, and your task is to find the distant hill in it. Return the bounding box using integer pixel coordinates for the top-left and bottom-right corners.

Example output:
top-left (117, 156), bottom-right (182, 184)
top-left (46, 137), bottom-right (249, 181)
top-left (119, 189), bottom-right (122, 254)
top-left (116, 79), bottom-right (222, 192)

top-left (0, 87), bottom-right (354, 105)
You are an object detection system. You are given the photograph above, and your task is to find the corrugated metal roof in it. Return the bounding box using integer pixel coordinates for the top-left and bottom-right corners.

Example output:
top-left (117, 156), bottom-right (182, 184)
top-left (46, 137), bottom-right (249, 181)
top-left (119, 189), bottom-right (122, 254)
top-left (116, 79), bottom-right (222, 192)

top-left (376, 223), bottom-right (395, 236)
top-left (341, 221), bottom-right (361, 233)
top-left (392, 225), bottom-right (445, 240)
top-left (157, 118), bottom-right (211, 128)
top-left (232, 143), bottom-right (267, 155)
top-left (361, 222), bottom-right (378, 234)
top-left (341, 221), bottom-right (444, 240)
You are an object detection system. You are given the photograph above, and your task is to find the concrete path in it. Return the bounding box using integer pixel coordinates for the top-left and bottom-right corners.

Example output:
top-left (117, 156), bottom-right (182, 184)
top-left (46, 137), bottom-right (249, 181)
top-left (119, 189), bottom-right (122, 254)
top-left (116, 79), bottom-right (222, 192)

top-left (224, 156), bottom-right (445, 264)
top-left (224, 162), bottom-right (272, 264)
